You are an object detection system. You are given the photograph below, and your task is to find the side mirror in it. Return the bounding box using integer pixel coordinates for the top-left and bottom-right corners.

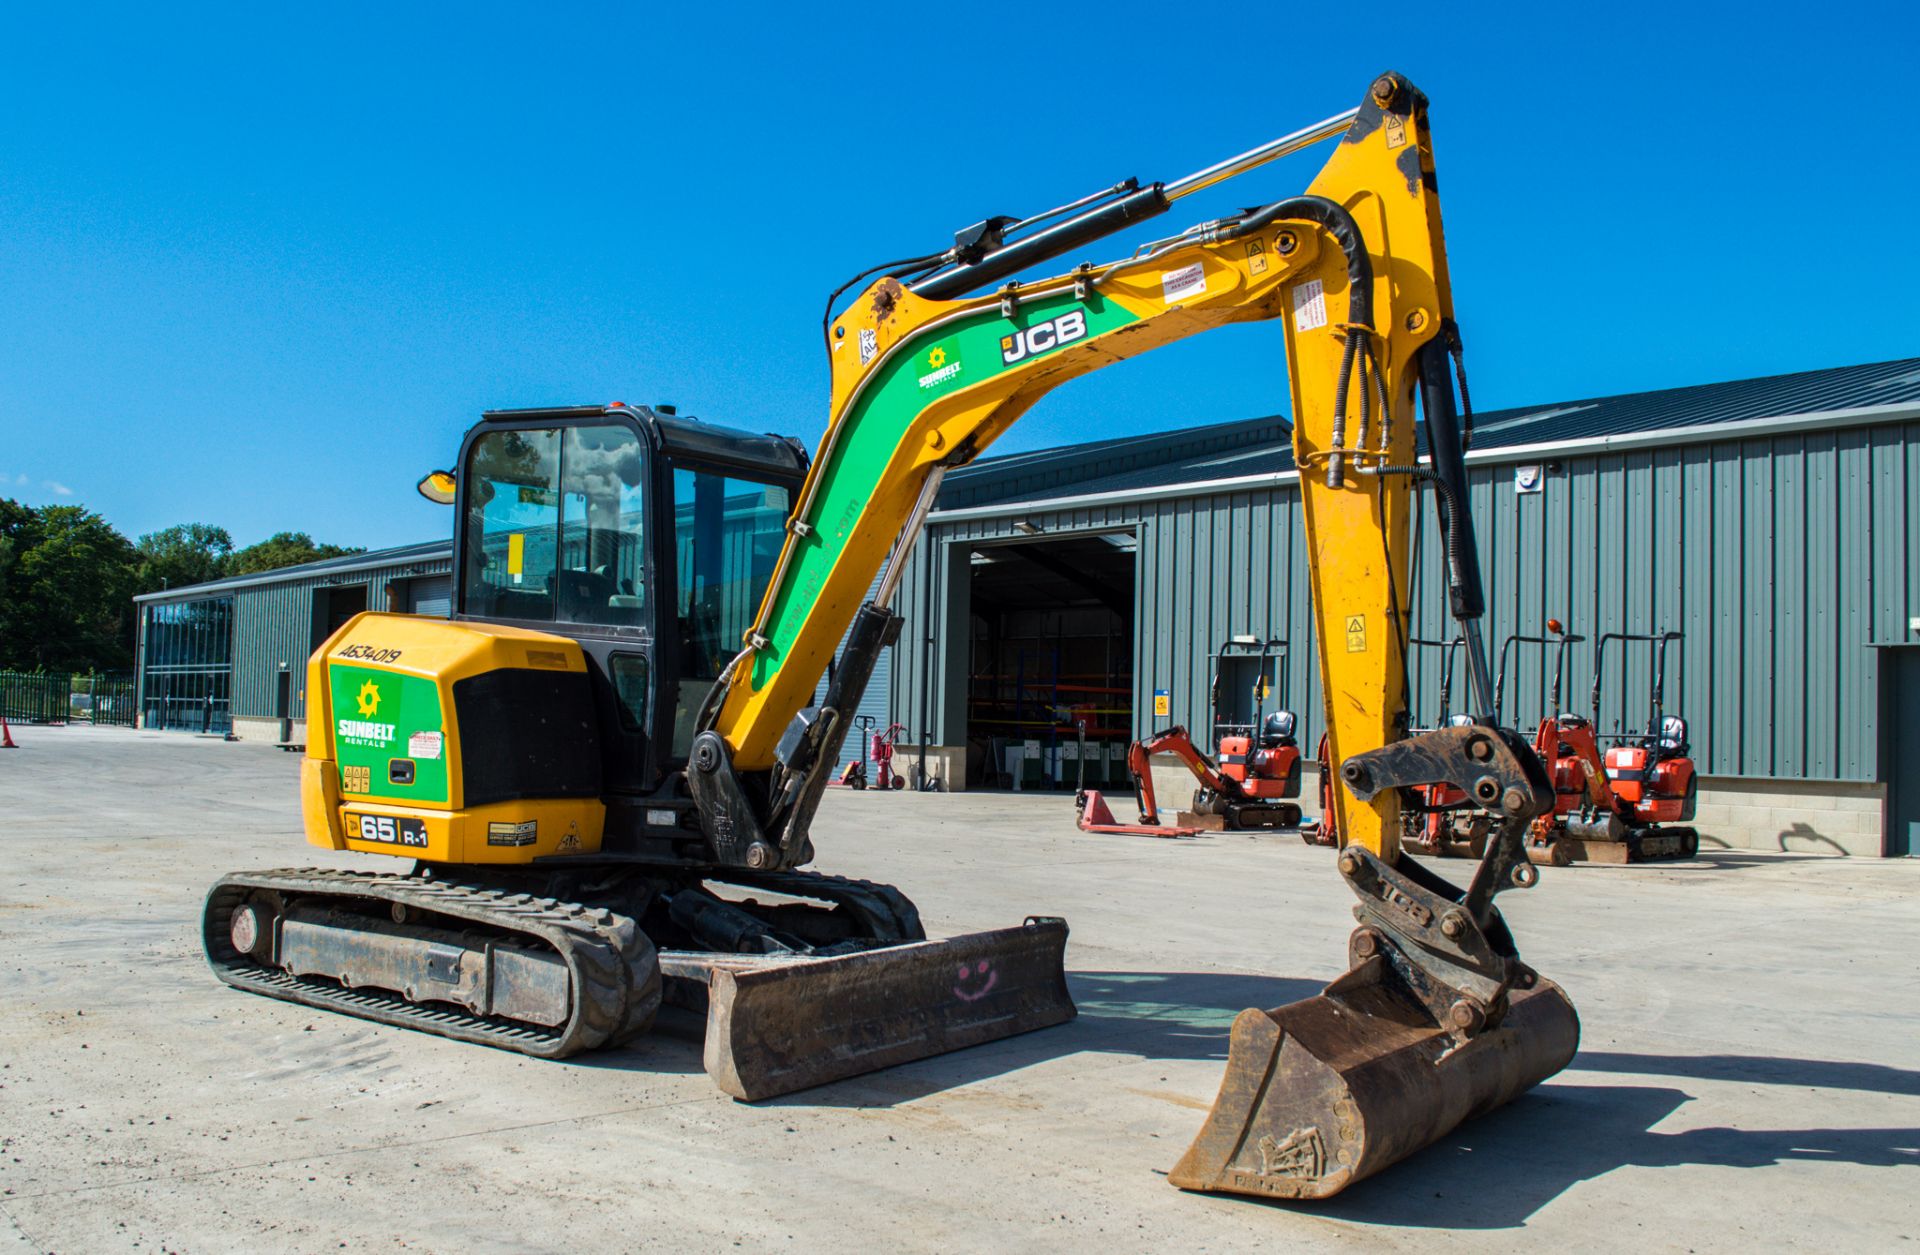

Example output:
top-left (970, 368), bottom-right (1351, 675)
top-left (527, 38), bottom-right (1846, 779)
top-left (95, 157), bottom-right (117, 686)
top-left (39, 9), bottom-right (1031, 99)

top-left (417, 470), bottom-right (457, 505)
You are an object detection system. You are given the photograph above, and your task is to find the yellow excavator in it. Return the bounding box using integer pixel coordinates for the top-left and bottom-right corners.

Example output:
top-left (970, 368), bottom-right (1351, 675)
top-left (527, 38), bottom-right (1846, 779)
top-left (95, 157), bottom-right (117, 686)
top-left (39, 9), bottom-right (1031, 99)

top-left (203, 72), bottom-right (1577, 1201)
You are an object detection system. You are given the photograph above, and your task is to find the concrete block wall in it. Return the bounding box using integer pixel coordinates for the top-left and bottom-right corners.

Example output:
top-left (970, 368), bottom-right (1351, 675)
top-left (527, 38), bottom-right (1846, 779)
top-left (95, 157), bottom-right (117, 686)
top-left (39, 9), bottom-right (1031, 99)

top-left (230, 716), bottom-right (305, 745)
top-left (1691, 777), bottom-right (1884, 857)
top-left (890, 745), bottom-right (969, 792)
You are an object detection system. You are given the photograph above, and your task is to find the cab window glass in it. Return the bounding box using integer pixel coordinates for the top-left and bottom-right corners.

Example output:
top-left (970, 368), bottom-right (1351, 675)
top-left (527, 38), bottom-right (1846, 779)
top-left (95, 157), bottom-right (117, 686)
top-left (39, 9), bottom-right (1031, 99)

top-left (462, 424), bottom-right (647, 626)
top-left (462, 429), bottom-right (561, 622)
top-left (557, 426), bottom-right (647, 626)
top-left (609, 653), bottom-right (650, 732)
top-left (673, 468), bottom-right (789, 680)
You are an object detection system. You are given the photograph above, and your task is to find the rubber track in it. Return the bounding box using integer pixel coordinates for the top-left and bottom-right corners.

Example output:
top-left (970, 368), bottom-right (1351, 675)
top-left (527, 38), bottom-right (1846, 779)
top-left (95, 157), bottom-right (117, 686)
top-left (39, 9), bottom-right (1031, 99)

top-left (204, 868), bottom-right (661, 1059)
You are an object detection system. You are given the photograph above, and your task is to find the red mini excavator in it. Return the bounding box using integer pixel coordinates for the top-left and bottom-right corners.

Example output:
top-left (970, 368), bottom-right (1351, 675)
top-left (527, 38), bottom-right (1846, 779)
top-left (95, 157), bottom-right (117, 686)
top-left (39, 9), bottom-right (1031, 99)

top-left (1508, 623), bottom-right (1700, 863)
top-left (1077, 636), bottom-right (1302, 837)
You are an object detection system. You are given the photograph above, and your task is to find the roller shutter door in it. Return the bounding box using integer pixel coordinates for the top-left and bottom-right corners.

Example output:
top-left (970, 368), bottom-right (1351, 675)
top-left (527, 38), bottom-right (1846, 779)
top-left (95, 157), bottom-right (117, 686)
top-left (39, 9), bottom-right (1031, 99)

top-left (407, 576), bottom-right (453, 618)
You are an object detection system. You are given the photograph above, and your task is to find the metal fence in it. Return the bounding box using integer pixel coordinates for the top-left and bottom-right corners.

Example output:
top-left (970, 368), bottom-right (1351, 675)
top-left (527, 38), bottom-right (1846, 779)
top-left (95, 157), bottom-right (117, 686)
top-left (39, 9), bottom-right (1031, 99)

top-left (0, 671), bottom-right (138, 726)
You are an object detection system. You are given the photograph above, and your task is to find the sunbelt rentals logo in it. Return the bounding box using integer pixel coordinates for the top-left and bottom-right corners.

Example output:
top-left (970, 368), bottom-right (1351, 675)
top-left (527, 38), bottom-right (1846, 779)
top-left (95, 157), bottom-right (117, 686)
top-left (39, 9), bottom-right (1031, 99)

top-left (338, 676), bottom-right (395, 746)
top-left (917, 344), bottom-right (963, 390)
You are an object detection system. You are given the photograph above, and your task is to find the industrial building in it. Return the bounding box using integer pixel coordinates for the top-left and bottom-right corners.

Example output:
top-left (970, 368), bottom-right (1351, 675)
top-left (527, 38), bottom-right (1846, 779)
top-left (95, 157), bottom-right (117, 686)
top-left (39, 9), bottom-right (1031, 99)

top-left (133, 542), bottom-right (453, 740)
top-left (891, 357), bottom-right (1920, 857)
top-left (134, 357), bottom-right (1920, 855)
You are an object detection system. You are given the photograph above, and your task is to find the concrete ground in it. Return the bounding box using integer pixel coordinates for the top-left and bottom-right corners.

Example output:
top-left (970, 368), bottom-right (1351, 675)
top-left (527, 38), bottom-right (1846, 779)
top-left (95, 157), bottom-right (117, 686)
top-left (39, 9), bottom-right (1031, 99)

top-left (2, 727), bottom-right (1916, 1253)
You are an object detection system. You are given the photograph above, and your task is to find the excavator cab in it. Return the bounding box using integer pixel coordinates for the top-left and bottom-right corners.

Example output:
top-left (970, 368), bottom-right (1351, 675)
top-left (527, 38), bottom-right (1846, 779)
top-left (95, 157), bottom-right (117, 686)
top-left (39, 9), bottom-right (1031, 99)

top-left (451, 404), bottom-right (807, 811)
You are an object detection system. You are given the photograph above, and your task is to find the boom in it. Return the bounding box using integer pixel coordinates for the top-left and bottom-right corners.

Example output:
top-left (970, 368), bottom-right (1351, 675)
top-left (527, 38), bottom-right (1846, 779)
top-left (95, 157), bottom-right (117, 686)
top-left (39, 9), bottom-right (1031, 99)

top-left (709, 74), bottom-right (1459, 864)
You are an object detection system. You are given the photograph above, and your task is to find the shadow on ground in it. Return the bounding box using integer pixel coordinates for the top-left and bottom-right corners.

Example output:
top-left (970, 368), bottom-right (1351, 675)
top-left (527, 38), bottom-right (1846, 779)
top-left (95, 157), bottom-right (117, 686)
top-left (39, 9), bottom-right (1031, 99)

top-left (1308, 1081), bottom-right (1919, 1230)
top-left (1576, 1051), bottom-right (1920, 1097)
top-left (1687, 848), bottom-right (1851, 869)
top-left (750, 969), bottom-right (1320, 1108)
top-left (575, 971), bottom-right (1920, 1230)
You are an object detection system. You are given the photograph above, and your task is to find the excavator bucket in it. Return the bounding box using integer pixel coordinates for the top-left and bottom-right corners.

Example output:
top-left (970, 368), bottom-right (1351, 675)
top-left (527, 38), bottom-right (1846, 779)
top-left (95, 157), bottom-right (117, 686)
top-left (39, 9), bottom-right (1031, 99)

top-left (1169, 954), bottom-right (1579, 1199)
top-left (659, 917), bottom-right (1075, 1100)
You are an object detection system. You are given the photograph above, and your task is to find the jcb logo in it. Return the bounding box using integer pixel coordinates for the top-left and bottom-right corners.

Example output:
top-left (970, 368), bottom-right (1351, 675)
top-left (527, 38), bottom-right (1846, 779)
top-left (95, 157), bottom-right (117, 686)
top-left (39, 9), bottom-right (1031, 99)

top-left (1000, 309), bottom-right (1087, 365)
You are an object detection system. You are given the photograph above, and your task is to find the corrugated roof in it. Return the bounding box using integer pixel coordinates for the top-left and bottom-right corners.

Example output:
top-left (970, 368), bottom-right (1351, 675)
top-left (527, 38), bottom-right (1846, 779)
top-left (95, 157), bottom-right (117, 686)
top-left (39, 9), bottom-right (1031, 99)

top-left (134, 539), bottom-right (451, 602)
top-left (136, 359), bottom-right (1920, 598)
top-left (940, 356), bottom-right (1920, 511)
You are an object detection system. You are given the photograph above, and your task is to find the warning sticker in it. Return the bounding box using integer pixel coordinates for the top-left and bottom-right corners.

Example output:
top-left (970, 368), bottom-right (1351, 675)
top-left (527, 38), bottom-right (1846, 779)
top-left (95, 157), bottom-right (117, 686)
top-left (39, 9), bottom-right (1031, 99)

top-left (1153, 689), bottom-right (1171, 718)
top-left (1292, 279), bottom-right (1328, 332)
top-left (407, 730), bottom-right (443, 760)
top-left (487, 820), bottom-right (537, 848)
top-left (1161, 263), bottom-right (1206, 305)
top-left (1245, 238), bottom-right (1268, 276)
top-left (1345, 614), bottom-right (1367, 653)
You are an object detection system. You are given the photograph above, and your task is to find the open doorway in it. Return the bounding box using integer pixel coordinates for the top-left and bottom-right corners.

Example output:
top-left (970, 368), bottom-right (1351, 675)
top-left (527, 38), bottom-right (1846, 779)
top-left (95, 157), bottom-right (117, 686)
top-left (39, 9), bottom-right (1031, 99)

top-left (311, 584), bottom-right (369, 649)
top-left (965, 530), bottom-right (1135, 791)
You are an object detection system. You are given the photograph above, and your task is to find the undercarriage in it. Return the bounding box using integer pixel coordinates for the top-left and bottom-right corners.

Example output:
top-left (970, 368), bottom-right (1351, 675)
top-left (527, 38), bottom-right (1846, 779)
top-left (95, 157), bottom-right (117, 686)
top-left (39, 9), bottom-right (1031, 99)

top-left (204, 863), bottom-right (1073, 1100)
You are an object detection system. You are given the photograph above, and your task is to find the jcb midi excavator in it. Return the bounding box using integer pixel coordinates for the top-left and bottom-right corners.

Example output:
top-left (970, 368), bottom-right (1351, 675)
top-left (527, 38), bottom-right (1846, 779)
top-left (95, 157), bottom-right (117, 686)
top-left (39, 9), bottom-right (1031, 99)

top-left (204, 73), bottom-right (1578, 1202)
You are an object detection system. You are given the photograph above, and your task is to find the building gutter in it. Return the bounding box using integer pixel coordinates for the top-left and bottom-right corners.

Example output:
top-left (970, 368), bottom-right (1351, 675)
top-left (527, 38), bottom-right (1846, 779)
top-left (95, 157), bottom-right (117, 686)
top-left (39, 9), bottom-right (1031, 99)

top-left (133, 545), bottom-right (453, 604)
top-left (927, 400), bottom-right (1920, 524)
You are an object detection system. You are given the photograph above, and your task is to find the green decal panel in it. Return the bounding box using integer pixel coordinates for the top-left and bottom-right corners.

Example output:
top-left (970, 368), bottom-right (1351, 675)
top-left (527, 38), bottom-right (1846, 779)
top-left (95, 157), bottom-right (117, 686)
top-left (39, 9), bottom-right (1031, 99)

top-left (328, 664), bottom-right (450, 805)
top-left (750, 293), bottom-right (1138, 688)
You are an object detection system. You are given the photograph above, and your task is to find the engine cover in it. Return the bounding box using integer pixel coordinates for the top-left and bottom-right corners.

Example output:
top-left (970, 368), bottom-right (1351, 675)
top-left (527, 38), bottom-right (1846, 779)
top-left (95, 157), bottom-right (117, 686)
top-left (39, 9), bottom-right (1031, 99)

top-left (302, 612), bottom-right (606, 864)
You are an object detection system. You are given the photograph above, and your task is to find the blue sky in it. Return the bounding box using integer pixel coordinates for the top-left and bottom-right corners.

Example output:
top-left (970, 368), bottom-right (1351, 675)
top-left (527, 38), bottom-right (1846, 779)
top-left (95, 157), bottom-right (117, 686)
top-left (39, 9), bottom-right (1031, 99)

top-left (1, 3), bottom-right (1914, 549)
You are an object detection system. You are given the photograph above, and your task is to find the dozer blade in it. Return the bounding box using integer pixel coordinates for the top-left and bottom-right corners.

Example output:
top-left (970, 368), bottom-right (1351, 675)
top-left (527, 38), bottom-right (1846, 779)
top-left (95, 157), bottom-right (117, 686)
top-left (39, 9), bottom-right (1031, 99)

top-left (1169, 955), bottom-right (1578, 1200)
top-left (660, 917), bottom-right (1074, 1101)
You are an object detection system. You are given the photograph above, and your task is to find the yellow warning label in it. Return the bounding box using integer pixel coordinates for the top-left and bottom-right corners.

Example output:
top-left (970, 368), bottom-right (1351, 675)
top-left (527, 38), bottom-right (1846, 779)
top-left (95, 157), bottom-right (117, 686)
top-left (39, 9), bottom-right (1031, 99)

top-left (1153, 690), bottom-right (1171, 718)
top-left (1345, 614), bottom-right (1367, 653)
top-left (1385, 114), bottom-right (1407, 150)
top-left (1246, 238), bottom-right (1268, 275)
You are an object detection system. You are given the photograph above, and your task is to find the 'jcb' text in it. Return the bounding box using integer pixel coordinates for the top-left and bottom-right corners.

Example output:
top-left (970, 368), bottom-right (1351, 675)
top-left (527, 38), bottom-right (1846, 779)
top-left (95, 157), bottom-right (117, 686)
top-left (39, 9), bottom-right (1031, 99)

top-left (1000, 309), bottom-right (1088, 365)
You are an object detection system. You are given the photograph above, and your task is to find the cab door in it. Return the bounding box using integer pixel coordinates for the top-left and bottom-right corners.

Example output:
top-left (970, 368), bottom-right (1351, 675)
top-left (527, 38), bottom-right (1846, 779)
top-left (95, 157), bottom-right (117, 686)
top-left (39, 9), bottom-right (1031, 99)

top-left (456, 415), bottom-right (661, 794)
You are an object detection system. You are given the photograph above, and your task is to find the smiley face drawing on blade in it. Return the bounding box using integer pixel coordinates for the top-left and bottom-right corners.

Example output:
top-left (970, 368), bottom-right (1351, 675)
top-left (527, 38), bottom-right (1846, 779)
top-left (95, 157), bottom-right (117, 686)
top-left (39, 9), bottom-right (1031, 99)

top-left (953, 959), bottom-right (997, 1002)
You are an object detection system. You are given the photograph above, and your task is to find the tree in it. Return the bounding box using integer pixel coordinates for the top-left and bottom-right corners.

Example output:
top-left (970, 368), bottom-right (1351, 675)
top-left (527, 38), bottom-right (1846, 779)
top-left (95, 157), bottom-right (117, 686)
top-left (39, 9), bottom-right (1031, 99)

top-left (136, 522), bottom-right (234, 592)
top-left (226, 532), bottom-right (363, 576)
top-left (0, 501), bottom-right (140, 671)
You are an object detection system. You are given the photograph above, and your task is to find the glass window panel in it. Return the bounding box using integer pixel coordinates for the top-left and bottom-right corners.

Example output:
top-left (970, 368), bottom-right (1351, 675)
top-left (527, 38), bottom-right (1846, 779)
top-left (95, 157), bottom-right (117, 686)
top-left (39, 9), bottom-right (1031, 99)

top-left (461, 425), bottom-right (648, 627)
top-left (673, 468), bottom-right (789, 682)
top-left (462, 429), bottom-right (561, 622)
top-left (557, 425), bottom-right (647, 627)
top-left (609, 653), bottom-right (650, 732)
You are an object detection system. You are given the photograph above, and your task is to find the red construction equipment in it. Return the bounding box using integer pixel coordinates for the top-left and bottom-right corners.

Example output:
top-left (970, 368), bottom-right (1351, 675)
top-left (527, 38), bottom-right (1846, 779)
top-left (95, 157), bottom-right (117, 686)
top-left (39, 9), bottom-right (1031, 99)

top-left (1076, 637), bottom-right (1301, 837)
top-left (1501, 623), bottom-right (1700, 863)
top-left (837, 716), bottom-right (907, 790)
